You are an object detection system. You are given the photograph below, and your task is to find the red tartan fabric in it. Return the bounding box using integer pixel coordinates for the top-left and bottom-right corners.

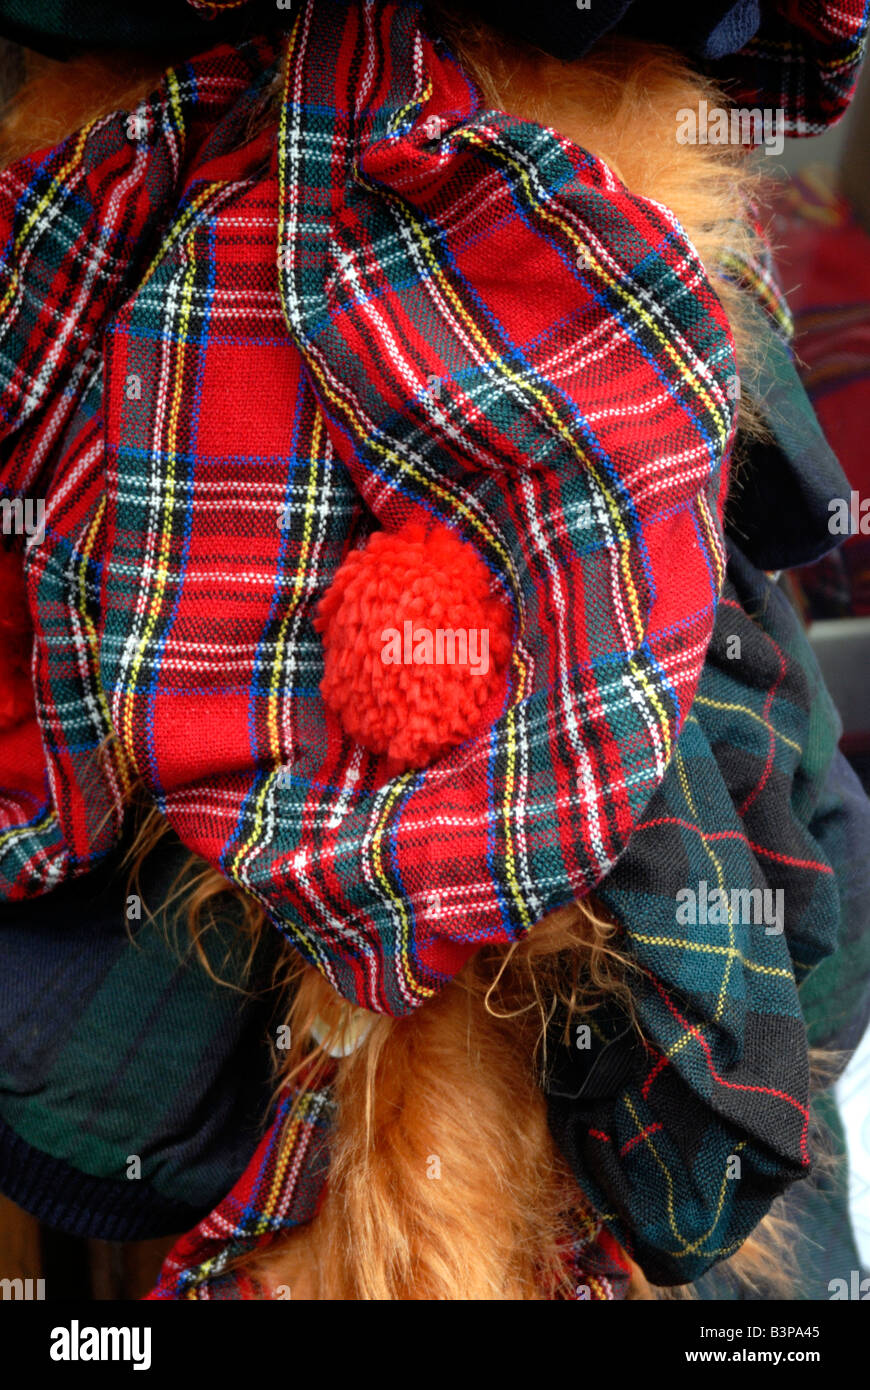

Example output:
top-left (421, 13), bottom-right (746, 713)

top-left (0, 0), bottom-right (739, 1016)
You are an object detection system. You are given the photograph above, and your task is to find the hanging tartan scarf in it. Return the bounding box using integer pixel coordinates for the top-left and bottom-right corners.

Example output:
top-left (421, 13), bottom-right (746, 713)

top-left (145, 1074), bottom-right (632, 1300)
top-left (0, 0), bottom-right (867, 1299)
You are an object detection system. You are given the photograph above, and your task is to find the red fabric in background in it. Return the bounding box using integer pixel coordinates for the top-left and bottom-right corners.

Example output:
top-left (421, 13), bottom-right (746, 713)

top-left (772, 167), bottom-right (870, 617)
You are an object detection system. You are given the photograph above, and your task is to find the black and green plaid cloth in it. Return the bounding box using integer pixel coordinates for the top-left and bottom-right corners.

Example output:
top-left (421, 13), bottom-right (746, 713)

top-left (0, 0), bottom-right (278, 57)
top-left (0, 831), bottom-right (282, 1240)
top-left (547, 542), bottom-right (870, 1285)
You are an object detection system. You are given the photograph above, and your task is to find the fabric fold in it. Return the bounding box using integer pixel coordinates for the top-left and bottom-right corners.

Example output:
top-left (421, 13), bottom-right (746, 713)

top-left (548, 543), bottom-right (844, 1282)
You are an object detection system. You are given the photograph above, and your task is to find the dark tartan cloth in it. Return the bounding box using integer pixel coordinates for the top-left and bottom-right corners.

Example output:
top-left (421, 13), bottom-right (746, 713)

top-left (0, 828), bottom-right (281, 1241)
top-left (0, 0), bottom-right (280, 58)
top-left (548, 543), bottom-right (855, 1284)
top-left (0, 0), bottom-right (867, 1294)
top-left (465, 0), bottom-right (869, 137)
top-left (2, 0), bottom-right (865, 123)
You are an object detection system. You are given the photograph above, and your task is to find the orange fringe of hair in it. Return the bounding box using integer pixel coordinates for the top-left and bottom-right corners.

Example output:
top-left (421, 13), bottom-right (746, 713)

top-left (0, 50), bottom-right (168, 166)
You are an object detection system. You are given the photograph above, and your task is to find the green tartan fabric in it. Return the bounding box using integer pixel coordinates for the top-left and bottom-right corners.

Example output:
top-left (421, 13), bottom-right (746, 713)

top-left (695, 1089), bottom-right (863, 1300)
top-left (0, 830), bottom-right (281, 1239)
top-left (546, 543), bottom-right (866, 1283)
top-left (0, 0), bottom-right (278, 57)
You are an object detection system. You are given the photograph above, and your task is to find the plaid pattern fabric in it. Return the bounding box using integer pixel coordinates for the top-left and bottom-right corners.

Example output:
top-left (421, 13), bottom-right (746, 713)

top-left (192, 0), bottom-right (870, 137)
top-left (147, 1083), bottom-right (335, 1300)
top-left (0, 35), bottom-right (281, 885)
top-left (146, 1074), bottom-right (631, 1299)
top-left (0, 0), bottom-right (865, 1295)
top-left (707, 0), bottom-right (870, 137)
top-left (548, 546), bottom-right (845, 1283)
top-left (0, 828), bottom-right (280, 1240)
top-left (2, 0), bottom-right (741, 1017)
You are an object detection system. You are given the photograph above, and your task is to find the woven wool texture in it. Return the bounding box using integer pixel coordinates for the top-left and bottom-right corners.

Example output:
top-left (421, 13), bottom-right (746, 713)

top-left (551, 546), bottom-right (846, 1282)
top-left (1, 0), bottom-right (741, 1013)
top-left (0, 0), bottom-right (867, 1296)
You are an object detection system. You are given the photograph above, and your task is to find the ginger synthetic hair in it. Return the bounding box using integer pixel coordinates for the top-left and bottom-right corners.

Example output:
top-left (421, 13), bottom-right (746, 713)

top-left (245, 899), bottom-right (631, 1301)
top-left (0, 51), bottom-right (166, 167)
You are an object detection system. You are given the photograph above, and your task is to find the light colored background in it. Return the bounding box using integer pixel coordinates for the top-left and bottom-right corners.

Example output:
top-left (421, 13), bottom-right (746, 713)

top-left (838, 1034), bottom-right (870, 1266)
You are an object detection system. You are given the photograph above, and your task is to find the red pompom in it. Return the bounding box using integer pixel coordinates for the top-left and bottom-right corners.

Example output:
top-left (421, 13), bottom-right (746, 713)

top-left (314, 521), bottom-right (513, 770)
top-left (0, 546), bottom-right (36, 732)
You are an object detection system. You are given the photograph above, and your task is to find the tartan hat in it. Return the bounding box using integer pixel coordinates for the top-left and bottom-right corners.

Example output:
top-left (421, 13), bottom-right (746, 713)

top-left (0, 0), bottom-right (744, 1016)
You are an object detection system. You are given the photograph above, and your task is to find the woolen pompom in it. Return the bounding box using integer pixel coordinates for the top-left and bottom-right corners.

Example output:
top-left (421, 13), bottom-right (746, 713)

top-left (314, 522), bottom-right (513, 770)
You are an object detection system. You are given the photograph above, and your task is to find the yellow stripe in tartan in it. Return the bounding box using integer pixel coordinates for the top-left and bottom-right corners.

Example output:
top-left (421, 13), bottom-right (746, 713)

top-left (77, 495), bottom-right (134, 803)
top-left (674, 1144), bottom-right (746, 1260)
top-left (620, 1096), bottom-right (748, 1260)
top-left (0, 807), bottom-right (57, 855)
top-left (635, 718), bottom-right (791, 1076)
top-left (459, 124), bottom-right (731, 703)
top-left (370, 772), bottom-right (431, 1003)
top-left (501, 701), bottom-right (534, 934)
top-left (276, 187), bottom-right (523, 593)
top-left (695, 486), bottom-right (728, 595)
top-left (376, 88), bottom-right (619, 587)
top-left (693, 695), bottom-right (802, 755)
top-left (254, 1091), bottom-right (317, 1235)
top-left (629, 933), bottom-right (792, 980)
top-left (165, 68), bottom-right (185, 158)
top-left (622, 1091), bottom-right (688, 1252)
top-left (140, 181), bottom-right (224, 287)
top-left (0, 119), bottom-right (95, 321)
top-left (672, 744), bottom-right (735, 1023)
top-left (118, 243), bottom-right (199, 753)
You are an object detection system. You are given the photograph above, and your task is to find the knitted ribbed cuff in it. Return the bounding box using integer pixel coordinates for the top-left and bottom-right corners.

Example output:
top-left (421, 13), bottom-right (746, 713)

top-left (0, 1116), bottom-right (204, 1241)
